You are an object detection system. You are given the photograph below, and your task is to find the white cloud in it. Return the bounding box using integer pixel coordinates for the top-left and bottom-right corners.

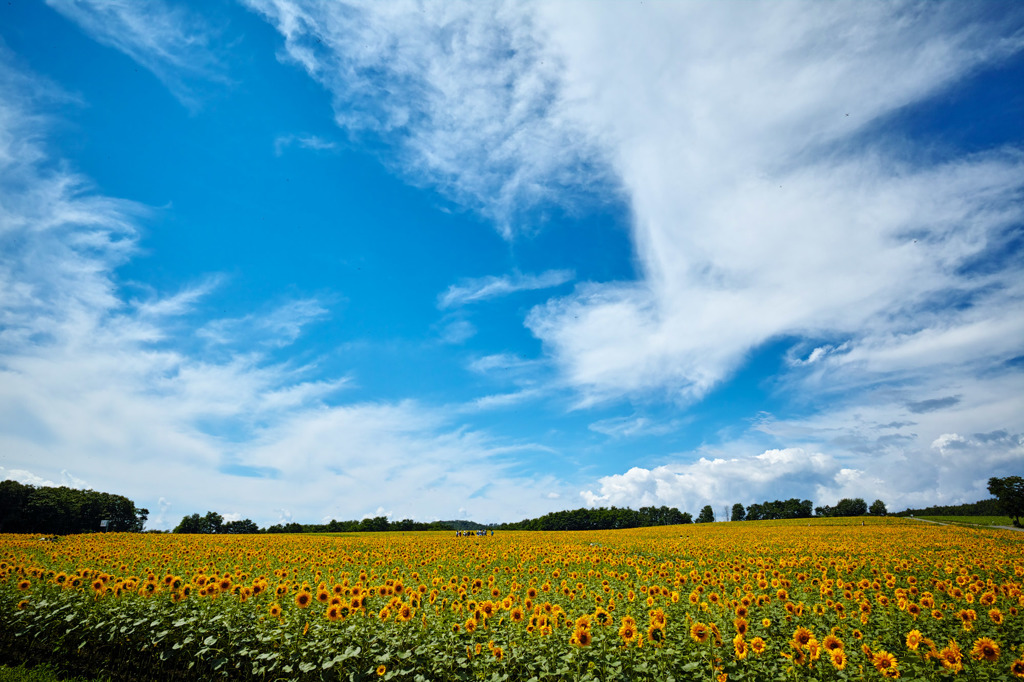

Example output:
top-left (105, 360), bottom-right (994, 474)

top-left (438, 270), bottom-right (573, 309)
top-left (0, 53), bottom-right (571, 529)
top-left (580, 448), bottom-right (836, 511)
top-left (588, 415), bottom-right (679, 439)
top-left (439, 319), bottom-right (476, 344)
top-left (243, 0), bottom-right (614, 237)
top-left (241, 2), bottom-right (1024, 511)
top-left (273, 133), bottom-right (337, 156)
top-left (46, 0), bottom-right (226, 108)
top-left (197, 297), bottom-right (330, 348)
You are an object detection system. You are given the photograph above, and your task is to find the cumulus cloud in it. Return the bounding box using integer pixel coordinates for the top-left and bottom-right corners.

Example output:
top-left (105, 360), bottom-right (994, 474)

top-left (439, 270), bottom-right (574, 309)
top-left (580, 448), bottom-right (837, 511)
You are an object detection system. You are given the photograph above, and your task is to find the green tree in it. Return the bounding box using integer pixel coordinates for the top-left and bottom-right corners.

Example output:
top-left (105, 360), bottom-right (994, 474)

top-left (696, 505), bottom-right (715, 523)
top-left (987, 476), bottom-right (1024, 528)
top-left (730, 503), bottom-right (745, 521)
top-left (222, 518), bottom-right (259, 534)
top-left (868, 499), bottom-right (887, 516)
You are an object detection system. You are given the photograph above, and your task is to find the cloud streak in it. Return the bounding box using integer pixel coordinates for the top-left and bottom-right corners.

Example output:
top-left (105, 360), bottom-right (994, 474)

top-left (242, 0), bottom-right (615, 237)
top-left (438, 270), bottom-right (573, 309)
top-left (46, 0), bottom-right (226, 107)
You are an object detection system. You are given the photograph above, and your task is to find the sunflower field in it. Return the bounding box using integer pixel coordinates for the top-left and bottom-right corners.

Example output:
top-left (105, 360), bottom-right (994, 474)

top-left (1, 518), bottom-right (1022, 681)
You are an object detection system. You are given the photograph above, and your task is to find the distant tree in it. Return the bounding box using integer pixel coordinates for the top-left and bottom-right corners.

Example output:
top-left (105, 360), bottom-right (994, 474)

top-left (174, 511), bottom-right (226, 534)
top-left (817, 498), bottom-right (868, 518)
top-left (730, 503), bottom-right (745, 522)
top-left (173, 513), bottom-right (206, 533)
top-left (988, 476), bottom-right (1024, 528)
top-left (868, 499), bottom-right (887, 516)
top-left (222, 519), bottom-right (259, 534)
top-left (696, 505), bottom-right (715, 523)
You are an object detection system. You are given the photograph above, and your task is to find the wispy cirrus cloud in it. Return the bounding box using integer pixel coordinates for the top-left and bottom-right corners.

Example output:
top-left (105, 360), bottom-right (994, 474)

top-left (46, 0), bottom-right (227, 107)
top-left (243, 2), bottom-right (1024, 512)
top-left (242, 0), bottom-right (616, 238)
top-left (273, 133), bottom-right (337, 156)
top-left (438, 269), bottom-right (573, 309)
top-left (0, 52), bottom-right (572, 528)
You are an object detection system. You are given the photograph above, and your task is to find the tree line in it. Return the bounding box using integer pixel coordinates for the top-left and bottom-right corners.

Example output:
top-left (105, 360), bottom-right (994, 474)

top-left (172, 512), bottom-right (454, 534)
top-left (892, 498), bottom-right (1002, 518)
top-left (496, 505), bottom-right (692, 531)
top-left (0, 480), bottom-right (148, 534)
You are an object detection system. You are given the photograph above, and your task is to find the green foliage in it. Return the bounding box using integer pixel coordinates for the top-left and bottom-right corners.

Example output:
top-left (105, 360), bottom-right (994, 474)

top-left (729, 503), bottom-right (745, 521)
top-left (0, 481), bottom-right (146, 534)
top-left (0, 663), bottom-right (105, 682)
top-left (745, 498), bottom-right (813, 520)
top-left (815, 497), bottom-right (868, 518)
top-left (987, 475), bottom-right (1024, 527)
top-left (894, 497), bottom-right (1002, 517)
top-left (695, 505), bottom-right (715, 524)
top-left (498, 505), bottom-right (692, 531)
top-left (868, 499), bottom-right (887, 516)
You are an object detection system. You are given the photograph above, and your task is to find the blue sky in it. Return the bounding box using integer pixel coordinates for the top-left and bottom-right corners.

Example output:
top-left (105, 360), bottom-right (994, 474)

top-left (1, 1), bottom-right (1022, 530)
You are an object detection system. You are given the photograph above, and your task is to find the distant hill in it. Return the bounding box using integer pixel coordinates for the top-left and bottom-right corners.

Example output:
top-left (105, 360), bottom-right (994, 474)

top-left (894, 498), bottom-right (1001, 517)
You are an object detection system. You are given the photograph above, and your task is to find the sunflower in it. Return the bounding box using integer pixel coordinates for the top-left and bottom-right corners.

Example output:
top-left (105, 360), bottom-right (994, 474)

top-left (376, 665), bottom-right (386, 677)
top-left (939, 640), bottom-right (964, 673)
top-left (325, 605), bottom-right (341, 622)
top-left (647, 625), bottom-right (665, 645)
top-left (822, 634), bottom-right (843, 652)
top-left (690, 622), bottom-right (710, 644)
top-left (970, 637), bottom-right (1000, 662)
top-left (1012, 658), bottom-right (1024, 679)
top-left (989, 608), bottom-right (1003, 625)
top-left (269, 603), bottom-right (282, 618)
top-left (510, 607), bottom-right (524, 623)
top-left (872, 650), bottom-right (899, 679)
top-left (792, 627), bottom-right (813, 648)
top-left (464, 617), bottom-right (477, 633)
top-left (574, 628), bottom-right (593, 647)
top-left (295, 591), bottom-right (312, 608)
top-left (733, 634), bottom-right (748, 660)
top-left (398, 604), bottom-right (413, 622)
top-left (619, 622), bottom-right (637, 644)
top-left (750, 637), bottom-right (767, 656)
top-left (16, 600), bottom-right (29, 610)
top-left (733, 617), bottom-right (748, 636)
top-left (492, 646), bottom-right (504, 661)
top-left (905, 629), bottom-right (923, 650)
top-left (17, 580), bottom-right (30, 591)
top-left (830, 649), bottom-right (847, 670)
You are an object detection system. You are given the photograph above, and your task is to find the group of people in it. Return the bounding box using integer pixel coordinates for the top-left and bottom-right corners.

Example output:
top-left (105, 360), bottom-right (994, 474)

top-left (455, 529), bottom-right (494, 537)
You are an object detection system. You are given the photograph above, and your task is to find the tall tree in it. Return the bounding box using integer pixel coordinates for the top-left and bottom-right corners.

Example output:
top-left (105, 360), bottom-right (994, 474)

top-left (868, 499), bottom-right (887, 516)
top-left (696, 505), bottom-right (715, 523)
top-left (987, 476), bottom-right (1024, 527)
top-left (730, 503), bottom-right (745, 521)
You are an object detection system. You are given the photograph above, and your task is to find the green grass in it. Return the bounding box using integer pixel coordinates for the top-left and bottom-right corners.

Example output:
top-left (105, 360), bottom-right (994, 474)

top-left (0, 664), bottom-right (106, 682)
top-left (917, 515), bottom-right (1015, 527)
